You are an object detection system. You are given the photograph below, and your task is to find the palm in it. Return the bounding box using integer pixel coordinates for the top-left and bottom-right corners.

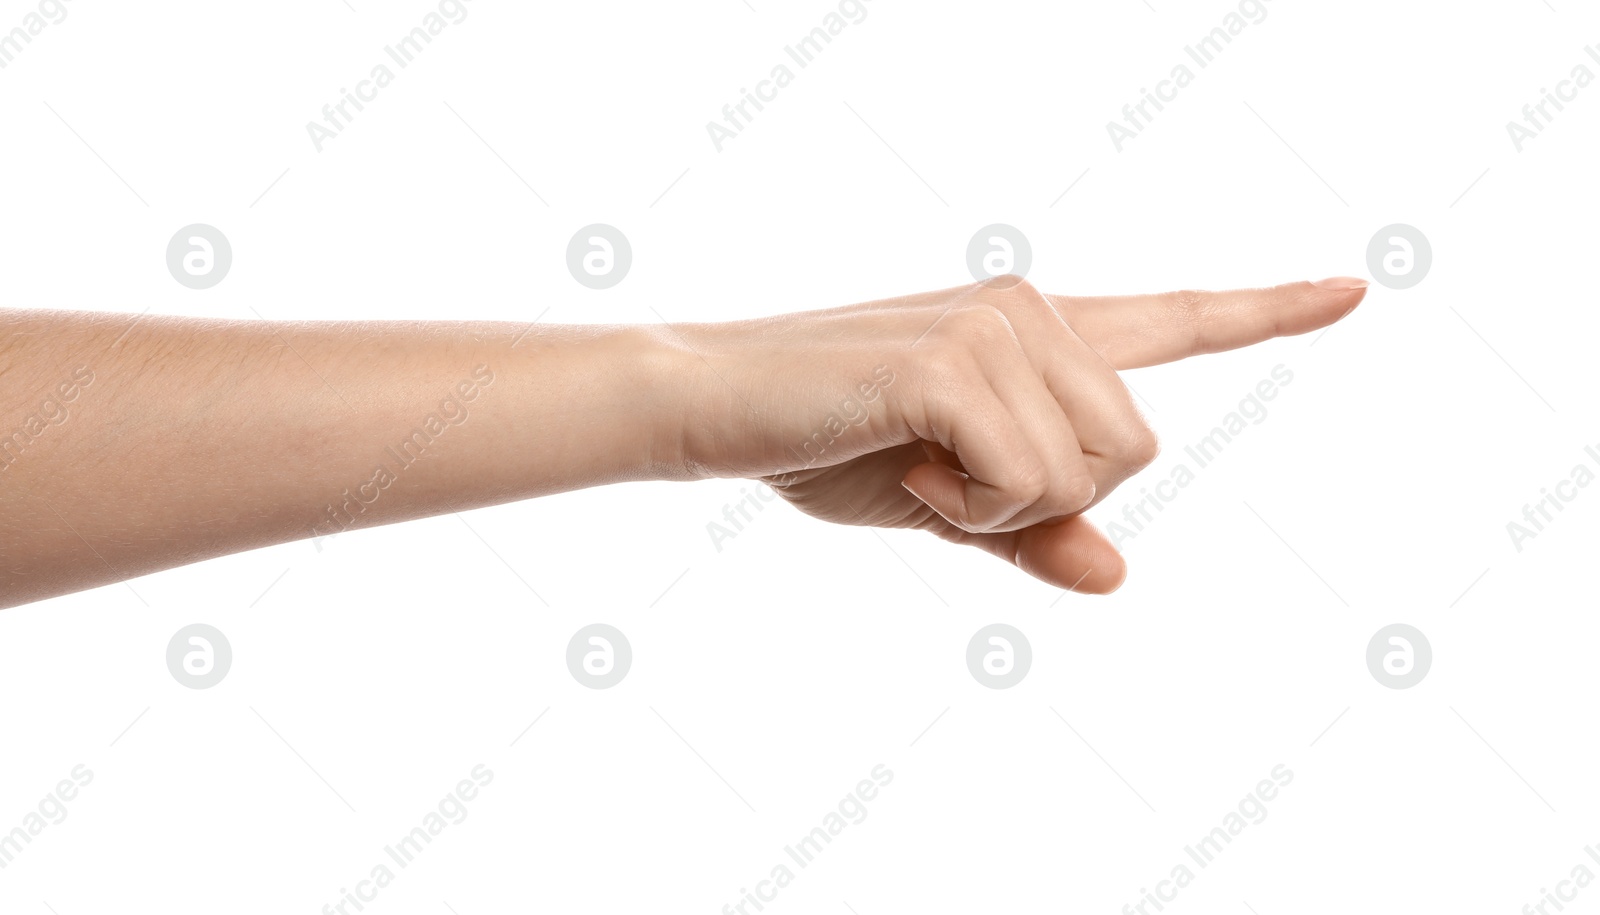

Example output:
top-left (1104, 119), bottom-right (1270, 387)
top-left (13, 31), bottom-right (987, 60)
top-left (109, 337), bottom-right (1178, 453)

top-left (764, 441), bottom-right (953, 534)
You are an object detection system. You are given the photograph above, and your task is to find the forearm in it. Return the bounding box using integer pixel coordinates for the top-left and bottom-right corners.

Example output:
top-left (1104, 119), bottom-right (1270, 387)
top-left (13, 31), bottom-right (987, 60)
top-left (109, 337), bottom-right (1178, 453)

top-left (0, 310), bottom-right (686, 608)
top-left (1, 277), bottom-right (1364, 608)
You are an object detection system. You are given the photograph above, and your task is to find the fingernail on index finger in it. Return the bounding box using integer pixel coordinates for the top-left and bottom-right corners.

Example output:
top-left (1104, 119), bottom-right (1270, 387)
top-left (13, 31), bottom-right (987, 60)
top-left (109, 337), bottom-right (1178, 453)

top-left (1310, 276), bottom-right (1369, 291)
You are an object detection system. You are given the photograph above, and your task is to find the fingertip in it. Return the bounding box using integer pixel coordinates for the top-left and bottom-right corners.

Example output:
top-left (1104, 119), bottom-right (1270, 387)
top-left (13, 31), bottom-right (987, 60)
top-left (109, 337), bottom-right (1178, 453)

top-left (1341, 282), bottom-right (1369, 312)
top-left (1307, 277), bottom-right (1368, 316)
top-left (1070, 555), bottom-right (1128, 595)
top-left (904, 461), bottom-right (1027, 533)
top-left (902, 461), bottom-right (956, 504)
top-left (1072, 558), bottom-right (1128, 596)
top-left (1102, 560), bottom-right (1129, 594)
top-left (903, 462), bottom-right (981, 532)
top-left (1016, 517), bottom-right (1127, 595)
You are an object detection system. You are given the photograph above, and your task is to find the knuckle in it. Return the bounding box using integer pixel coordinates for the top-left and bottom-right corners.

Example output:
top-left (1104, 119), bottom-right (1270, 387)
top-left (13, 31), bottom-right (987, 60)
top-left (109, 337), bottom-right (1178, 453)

top-left (1164, 288), bottom-right (1211, 315)
top-left (976, 275), bottom-right (1042, 311)
top-left (1124, 425), bottom-right (1161, 470)
top-left (1162, 289), bottom-right (1214, 355)
top-left (944, 303), bottom-right (1015, 344)
top-left (914, 354), bottom-right (959, 393)
top-left (1008, 462), bottom-right (1051, 505)
top-left (1164, 287), bottom-right (1213, 327)
top-left (1057, 468), bottom-right (1097, 512)
top-left (913, 342), bottom-right (976, 393)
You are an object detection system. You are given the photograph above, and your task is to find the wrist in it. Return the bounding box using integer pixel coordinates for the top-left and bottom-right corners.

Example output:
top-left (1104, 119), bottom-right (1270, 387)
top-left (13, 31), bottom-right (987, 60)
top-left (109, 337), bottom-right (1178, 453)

top-left (616, 323), bottom-right (711, 482)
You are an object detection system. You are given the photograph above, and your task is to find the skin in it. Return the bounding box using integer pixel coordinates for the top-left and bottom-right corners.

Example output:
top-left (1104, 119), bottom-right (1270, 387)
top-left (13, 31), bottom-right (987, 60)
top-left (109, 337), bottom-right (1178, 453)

top-left (0, 275), bottom-right (1366, 610)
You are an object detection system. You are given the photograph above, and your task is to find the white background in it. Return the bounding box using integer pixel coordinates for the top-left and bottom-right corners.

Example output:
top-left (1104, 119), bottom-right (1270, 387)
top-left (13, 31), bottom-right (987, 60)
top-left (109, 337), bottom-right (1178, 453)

top-left (2, 0), bottom-right (1598, 912)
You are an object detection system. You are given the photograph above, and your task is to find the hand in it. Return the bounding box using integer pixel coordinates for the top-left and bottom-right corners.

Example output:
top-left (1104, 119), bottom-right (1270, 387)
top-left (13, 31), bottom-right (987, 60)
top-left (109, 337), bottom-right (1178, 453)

top-left (0, 277), bottom-right (1363, 609)
top-left (665, 276), bottom-right (1368, 594)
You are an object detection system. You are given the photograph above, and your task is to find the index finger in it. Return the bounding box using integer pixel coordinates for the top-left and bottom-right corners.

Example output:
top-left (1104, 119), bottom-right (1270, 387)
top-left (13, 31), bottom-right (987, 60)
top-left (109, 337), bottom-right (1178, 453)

top-left (1047, 278), bottom-right (1368, 370)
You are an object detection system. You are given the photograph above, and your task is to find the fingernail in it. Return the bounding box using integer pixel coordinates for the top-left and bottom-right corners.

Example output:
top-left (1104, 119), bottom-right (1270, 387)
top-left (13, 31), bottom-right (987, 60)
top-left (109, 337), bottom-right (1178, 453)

top-left (1311, 276), bottom-right (1369, 291)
